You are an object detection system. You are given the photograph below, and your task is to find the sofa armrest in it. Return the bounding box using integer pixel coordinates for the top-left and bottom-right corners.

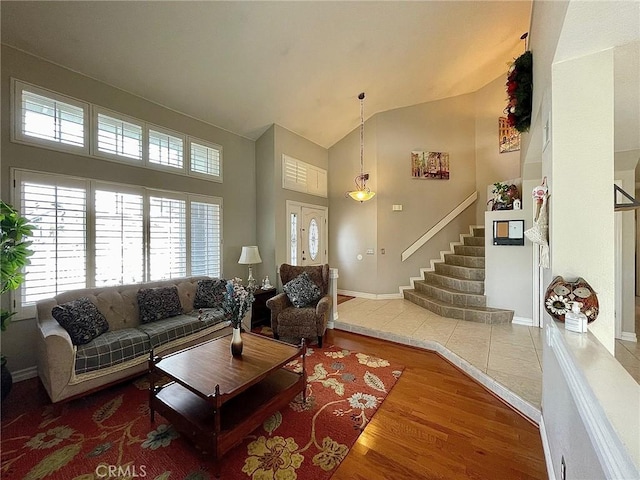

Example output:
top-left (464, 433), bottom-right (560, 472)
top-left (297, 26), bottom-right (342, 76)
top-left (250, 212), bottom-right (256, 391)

top-left (36, 313), bottom-right (76, 403)
top-left (316, 295), bottom-right (332, 316)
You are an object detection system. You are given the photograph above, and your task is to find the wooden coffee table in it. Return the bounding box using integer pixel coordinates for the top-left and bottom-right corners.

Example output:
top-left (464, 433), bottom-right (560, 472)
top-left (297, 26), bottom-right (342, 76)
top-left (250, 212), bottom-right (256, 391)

top-left (148, 332), bottom-right (306, 475)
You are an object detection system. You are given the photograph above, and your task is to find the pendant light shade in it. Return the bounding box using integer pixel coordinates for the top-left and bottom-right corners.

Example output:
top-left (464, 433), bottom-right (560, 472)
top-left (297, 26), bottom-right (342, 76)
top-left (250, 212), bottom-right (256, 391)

top-left (347, 92), bottom-right (375, 202)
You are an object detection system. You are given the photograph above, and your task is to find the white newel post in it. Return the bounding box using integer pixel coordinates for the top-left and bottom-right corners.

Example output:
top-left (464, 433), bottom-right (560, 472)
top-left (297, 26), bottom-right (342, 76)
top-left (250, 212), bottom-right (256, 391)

top-left (328, 268), bottom-right (339, 329)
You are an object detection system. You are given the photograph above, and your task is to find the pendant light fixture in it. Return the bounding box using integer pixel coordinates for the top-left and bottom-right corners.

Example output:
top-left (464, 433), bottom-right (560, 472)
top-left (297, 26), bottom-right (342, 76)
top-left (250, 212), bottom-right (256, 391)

top-left (347, 92), bottom-right (376, 202)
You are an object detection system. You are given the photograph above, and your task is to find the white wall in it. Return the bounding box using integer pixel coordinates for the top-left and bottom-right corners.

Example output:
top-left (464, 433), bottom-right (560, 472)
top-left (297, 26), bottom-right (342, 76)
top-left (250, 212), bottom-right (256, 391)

top-left (484, 200), bottom-right (533, 323)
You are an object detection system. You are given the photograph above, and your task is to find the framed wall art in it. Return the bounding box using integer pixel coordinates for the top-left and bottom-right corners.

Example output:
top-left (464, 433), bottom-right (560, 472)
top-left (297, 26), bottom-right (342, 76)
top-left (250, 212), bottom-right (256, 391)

top-left (499, 117), bottom-right (521, 153)
top-left (411, 151), bottom-right (450, 179)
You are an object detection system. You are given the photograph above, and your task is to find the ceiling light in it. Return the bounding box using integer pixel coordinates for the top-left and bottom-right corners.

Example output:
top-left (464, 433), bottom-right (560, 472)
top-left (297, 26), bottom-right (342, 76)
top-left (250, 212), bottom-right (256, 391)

top-left (347, 92), bottom-right (375, 203)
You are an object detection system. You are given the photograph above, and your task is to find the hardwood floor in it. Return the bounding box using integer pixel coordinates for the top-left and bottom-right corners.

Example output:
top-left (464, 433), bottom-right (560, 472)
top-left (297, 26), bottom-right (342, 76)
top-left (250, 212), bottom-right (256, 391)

top-left (326, 329), bottom-right (547, 480)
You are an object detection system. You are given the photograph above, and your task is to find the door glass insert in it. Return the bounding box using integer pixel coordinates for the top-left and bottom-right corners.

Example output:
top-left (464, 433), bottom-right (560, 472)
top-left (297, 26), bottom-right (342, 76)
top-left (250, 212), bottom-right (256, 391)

top-left (309, 218), bottom-right (319, 260)
top-left (290, 213), bottom-right (298, 265)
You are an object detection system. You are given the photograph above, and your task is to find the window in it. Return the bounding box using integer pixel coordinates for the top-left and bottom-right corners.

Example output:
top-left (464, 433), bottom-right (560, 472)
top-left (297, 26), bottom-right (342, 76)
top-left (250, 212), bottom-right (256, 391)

top-left (282, 154), bottom-right (327, 197)
top-left (95, 109), bottom-right (143, 160)
top-left (191, 199), bottom-right (222, 277)
top-left (290, 213), bottom-right (298, 265)
top-left (94, 188), bottom-right (144, 286)
top-left (309, 218), bottom-right (319, 261)
top-left (189, 139), bottom-right (222, 181)
top-left (12, 170), bottom-right (223, 318)
top-left (17, 171), bottom-right (87, 306)
top-left (12, 79), bottom-right (224, 182)
top-left (148, 128), bottom-right (184, 169)
top-left (14, 80), bottom-right (88, 152)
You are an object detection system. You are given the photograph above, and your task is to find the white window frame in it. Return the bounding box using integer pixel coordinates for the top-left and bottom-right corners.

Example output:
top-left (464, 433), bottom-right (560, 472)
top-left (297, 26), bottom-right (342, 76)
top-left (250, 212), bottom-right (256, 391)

top-left (282, 154), bottom-right (327, 198)
top-left (92, 106), bottom-right (144, 163)
top-left (146, 124), bottom-right (186, 173)
top-left (187, 137), bottom-right (223, 183)
top-left (11, 168), bottom-right (224, 320)
top-left (188, 194), bottom-right (223, 278)
top-left (10, 78), bottom-right (224, 183)
top-left (12, 79), bottom-right (90, 155)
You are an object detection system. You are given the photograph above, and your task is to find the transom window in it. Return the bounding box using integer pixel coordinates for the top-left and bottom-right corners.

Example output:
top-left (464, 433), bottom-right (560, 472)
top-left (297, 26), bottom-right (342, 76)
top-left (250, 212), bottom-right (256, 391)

top-left (12, 79), bottom-right (222, 182)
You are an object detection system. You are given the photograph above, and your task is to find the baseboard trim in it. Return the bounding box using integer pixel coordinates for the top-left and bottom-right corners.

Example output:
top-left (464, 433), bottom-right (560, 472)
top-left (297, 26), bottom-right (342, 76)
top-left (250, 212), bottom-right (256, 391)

top-left (337, 289), bottom-right (402, 300)
top-left (512, 316), bottom-right (534, 326)
top-left (620, 331), bottom-right (637, 342)
top-left (539, 415), bottom-right (557, 480)
top-left (11, 365), bottom-right (38, 382)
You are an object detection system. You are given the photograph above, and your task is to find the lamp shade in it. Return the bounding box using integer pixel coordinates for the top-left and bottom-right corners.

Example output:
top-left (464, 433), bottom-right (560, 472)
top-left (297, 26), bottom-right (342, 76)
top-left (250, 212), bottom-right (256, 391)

top-left (238, 246), bottom-right (262, 264)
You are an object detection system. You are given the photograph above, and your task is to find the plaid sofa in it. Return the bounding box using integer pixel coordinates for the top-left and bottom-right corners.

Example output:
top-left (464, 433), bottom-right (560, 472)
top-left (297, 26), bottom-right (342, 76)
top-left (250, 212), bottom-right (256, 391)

top-left (36, 277), bottom-right (231, 403)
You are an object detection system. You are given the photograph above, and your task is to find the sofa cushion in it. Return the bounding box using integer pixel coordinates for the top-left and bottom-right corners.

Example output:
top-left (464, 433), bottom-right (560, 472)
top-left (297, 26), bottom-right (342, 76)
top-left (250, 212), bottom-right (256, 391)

top-left (52, 298), bottom-right (110, 346)
top-left (137, 286), bottom-right (183, 324)
top-left (193, 278), bottom-right (226, 309)
top-left (75, 328), bottom-right (151, 375)
top-left (137, 313), bottom-right (223, 348)
top-left (283, 272), bottom-right (322, 308)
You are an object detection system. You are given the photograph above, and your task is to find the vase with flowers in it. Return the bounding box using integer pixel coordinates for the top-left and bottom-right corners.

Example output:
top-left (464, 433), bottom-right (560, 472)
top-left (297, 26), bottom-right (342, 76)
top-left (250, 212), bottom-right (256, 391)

top-left (222, 277), bottom-right (255, 356)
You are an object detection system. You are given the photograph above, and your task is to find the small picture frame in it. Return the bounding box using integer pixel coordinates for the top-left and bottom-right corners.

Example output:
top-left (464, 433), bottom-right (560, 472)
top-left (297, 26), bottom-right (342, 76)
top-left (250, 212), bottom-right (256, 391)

top-left (493, 220), bottom-right (524, 246)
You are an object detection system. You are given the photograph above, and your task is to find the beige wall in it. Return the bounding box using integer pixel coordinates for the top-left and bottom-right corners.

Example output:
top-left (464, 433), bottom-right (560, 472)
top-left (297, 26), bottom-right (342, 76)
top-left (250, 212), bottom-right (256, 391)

top-left (329, 93), bottom-right (482, 294)
top-left (256, 124), bottom-right (329, 287)
top-left (1, 46), bottom-right (256, 372)
top-left (474, 76), bottom-right (521, 220)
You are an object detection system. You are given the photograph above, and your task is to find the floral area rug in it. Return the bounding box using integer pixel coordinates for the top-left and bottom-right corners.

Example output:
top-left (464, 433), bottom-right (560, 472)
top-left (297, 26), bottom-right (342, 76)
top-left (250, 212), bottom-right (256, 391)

top-left (1, 345), bottom-right (403, 480)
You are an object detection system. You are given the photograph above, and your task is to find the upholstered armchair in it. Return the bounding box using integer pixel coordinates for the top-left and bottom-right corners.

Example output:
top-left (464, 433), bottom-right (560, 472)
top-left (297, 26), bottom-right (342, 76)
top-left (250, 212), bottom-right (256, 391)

top-left (266, 263), bottom-right (331, 347)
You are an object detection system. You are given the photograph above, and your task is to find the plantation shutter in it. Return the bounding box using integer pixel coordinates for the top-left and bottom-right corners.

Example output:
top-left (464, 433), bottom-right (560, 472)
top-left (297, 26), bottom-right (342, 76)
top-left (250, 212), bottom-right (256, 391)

top-left (17, 172), bottom-right (87, 305)
top-left (96, 112), bottom-right (143, 160)
top-left (190, 141), bottom-right (221, 179)
top-left (19, 83), bottom-right (86, 148)
top-left (95, 188), bottom-right (144, 286)
top-left (282, 154), bottom-right (307, 193)
top-left (190, 200), bottom-right (222, 278)
top-left (149, 196), bottom-right (187, 280)
top-left (148, 128), bottom-right (183, 169)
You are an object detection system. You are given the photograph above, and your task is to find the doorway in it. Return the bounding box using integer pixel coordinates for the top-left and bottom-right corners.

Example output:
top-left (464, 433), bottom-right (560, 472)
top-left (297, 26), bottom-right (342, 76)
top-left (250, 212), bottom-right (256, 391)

top-left (286, 201), bottom-right (328, 266)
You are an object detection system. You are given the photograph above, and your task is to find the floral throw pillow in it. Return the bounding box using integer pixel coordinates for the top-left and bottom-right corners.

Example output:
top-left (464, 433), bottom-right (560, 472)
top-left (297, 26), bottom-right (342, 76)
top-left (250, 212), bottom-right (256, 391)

top-left (193, 278), bottom-right (227, 309)
top-left (283, 272), bottom-right (322, 308)
top-left (52, 297), bottom-right (109, 346)
top-left (137, 286), bottom-right (183, 324)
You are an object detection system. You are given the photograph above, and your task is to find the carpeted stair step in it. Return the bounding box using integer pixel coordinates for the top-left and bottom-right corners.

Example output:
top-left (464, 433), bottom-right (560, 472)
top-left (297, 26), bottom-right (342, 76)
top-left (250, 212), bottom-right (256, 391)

top-left (434, 262), bottom-right (485, 281)
top-left (403, 289), bottom-right (513, 324)
top-left (414, 280), bottom-right (486, 307)
top-left (423, 271), bottom-right (484, 294)
top-left (472, 226), bottom-right (485, 237)
top-left (463, 235), bottom-right (485, 246)
top-left (453, 244), bottom-right (485, 257)
top-left (443, 253), bottom-right (485, 268)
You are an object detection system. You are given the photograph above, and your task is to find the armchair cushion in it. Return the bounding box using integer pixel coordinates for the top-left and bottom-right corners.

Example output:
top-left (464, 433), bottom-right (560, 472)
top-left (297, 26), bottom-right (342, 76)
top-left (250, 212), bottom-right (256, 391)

top-left (283, 272), bottom-right (322, 307)
top-left (52, 297), bottom-right (110, 346)
top-left (193, 278), bottom-right (226, 309)
top-left (137, 286), bottom-right (183, 324)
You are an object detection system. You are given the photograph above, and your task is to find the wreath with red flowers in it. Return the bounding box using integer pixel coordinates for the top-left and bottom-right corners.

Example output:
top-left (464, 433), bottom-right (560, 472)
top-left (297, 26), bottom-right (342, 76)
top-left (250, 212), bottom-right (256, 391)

top-left (505, 51), bottom-right (533, 133)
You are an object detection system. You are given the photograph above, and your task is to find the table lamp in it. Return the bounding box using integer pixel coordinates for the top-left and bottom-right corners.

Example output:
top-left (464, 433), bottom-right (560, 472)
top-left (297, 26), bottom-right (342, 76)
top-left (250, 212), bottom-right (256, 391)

top-left (238, 246), bottom-right (262, 290)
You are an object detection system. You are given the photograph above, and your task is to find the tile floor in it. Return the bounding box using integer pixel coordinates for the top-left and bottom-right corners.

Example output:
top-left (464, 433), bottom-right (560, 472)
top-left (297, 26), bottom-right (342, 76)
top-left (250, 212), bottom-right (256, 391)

top-left (333, 297), bottom-right (544, 414)
top-left (616, 339), bottom-right (640, 382)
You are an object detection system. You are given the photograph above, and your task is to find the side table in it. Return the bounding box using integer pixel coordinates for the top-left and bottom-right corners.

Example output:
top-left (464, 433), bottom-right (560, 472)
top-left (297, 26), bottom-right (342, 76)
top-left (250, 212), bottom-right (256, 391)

top-left (251, 287), bottom-right (277, 329)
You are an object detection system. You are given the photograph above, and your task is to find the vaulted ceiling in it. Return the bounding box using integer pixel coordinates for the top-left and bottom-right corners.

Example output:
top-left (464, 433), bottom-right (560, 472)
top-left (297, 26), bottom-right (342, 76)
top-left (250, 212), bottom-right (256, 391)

top-left (2, 1), bottom-right (531, 148)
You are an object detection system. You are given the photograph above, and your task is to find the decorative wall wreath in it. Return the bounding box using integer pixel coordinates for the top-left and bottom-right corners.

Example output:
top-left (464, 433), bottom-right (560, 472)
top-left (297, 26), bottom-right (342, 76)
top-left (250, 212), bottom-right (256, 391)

top-left (505, 51), bottom-right (533, 133)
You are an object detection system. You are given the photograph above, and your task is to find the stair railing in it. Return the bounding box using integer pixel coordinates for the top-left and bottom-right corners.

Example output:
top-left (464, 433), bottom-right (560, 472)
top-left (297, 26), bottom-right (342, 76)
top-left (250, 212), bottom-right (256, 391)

top-left (401, 191), bottom-right (478, 262)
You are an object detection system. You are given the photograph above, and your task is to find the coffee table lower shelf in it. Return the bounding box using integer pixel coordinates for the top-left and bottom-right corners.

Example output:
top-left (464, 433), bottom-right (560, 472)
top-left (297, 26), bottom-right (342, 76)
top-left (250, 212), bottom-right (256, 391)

top-left (151, 368), bottom-right (305, 460)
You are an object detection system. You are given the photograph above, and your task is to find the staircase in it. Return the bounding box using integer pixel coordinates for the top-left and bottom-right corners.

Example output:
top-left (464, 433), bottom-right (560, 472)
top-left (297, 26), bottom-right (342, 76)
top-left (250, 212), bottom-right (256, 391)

top-left (403, 226), bottom-right (514, 324)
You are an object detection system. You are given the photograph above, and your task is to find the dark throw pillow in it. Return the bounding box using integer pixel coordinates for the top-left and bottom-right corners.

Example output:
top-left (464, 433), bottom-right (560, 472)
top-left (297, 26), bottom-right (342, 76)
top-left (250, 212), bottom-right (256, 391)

top-left (283, 271), bottom-right (322, 308)
top-left (52, 297), bottom-right (109, 346)
top-left (193, 278), bottom-right (227, 309)
top-left (137, 286), bottom-right (183, 324)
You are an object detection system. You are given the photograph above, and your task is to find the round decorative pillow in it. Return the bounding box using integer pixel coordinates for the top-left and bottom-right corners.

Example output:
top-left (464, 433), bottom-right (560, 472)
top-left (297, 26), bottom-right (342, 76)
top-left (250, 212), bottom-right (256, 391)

top-left (544, 276), bottom-right (599, 323)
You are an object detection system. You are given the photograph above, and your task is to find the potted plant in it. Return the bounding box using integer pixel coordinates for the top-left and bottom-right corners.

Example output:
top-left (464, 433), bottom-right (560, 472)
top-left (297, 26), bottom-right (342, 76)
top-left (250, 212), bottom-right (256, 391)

top-left (1, 201), bottom-right (34, 401)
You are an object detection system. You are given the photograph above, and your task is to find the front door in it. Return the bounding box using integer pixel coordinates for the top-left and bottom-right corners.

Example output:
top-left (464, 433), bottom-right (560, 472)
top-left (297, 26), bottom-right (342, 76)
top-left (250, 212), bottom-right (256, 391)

top-left (300, 206), bottom-right (326, 266)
